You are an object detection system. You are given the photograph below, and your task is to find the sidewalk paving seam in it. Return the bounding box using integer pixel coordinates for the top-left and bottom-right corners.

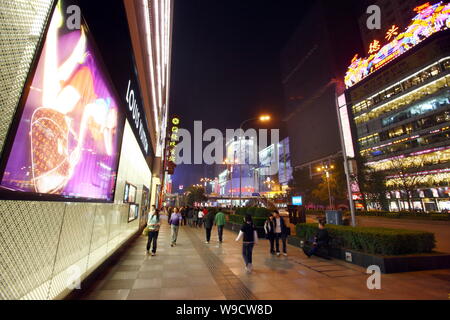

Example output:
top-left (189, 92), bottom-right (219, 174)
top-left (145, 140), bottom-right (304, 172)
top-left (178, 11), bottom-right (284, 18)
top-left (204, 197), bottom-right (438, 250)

top-left (184, 227), bottom-right (257, 300)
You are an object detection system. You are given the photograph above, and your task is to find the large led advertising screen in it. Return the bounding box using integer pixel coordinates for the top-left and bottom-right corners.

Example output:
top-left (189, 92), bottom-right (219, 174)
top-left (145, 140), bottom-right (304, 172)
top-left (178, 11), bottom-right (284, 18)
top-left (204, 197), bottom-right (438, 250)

top-left (0, 2), bottom-right (124, 202)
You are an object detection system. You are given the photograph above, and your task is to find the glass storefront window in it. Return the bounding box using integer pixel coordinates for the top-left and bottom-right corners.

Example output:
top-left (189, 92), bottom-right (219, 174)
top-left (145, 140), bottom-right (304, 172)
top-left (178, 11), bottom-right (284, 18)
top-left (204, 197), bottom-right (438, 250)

top-left (352, 60), bottom-right (449, 123)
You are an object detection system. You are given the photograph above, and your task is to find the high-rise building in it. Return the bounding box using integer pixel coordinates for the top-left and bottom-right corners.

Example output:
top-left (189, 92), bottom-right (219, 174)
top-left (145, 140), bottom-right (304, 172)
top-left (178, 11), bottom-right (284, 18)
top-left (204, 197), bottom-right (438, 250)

top-left (342, 2), bottom-right (450, 212)
top-left (281, 0), bottom-right (364, 176)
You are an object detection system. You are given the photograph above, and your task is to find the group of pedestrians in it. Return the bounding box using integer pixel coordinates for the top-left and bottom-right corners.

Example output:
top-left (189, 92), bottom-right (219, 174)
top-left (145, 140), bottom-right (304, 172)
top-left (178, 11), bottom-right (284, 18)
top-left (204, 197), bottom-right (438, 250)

top-left (176, 206), bottom-right (208, 227)
top-left (263, 210), bottom-right (290, 257)
top-left (145, 205), bottom-right (329, 275)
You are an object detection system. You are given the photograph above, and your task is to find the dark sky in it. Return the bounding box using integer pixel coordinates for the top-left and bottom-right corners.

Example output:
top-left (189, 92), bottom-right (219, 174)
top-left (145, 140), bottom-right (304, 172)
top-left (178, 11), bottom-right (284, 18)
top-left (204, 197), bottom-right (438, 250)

top-left (169, 0), bottom-right (318, 190)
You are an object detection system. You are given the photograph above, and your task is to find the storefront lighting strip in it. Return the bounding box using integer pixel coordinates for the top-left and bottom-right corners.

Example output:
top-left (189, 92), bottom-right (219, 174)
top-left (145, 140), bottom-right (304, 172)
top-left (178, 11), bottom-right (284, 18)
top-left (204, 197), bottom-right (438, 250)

top-left (154, 0), bottom-right (164, 111)
top-left (143, 0), bottom-right (160, 134)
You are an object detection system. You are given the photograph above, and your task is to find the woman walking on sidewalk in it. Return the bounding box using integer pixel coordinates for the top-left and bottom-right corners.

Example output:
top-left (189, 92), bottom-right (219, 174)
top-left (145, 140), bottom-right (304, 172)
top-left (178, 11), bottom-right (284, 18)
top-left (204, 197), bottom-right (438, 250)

top-left (146, 205), bottom-right (161, 256)
top-left (264, 215), bottom-right (276, 255)
top-left (169, 207), bottom-right (182, 247)
top-left (235, 214), bottom-right (258, 273)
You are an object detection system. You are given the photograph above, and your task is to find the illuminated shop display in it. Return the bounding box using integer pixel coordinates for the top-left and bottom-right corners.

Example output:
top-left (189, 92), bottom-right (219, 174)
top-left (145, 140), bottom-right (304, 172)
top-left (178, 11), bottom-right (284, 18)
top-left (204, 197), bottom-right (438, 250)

top-left (345, 2), bottom-right (450, 88)
top-left (386, 168), bottom-right (450, 188)
top-left (128, 204), bottom-right (139, 223)
top-left (367, 146), bottom-right (450, 171)
top-left (124, 182), bottom-right (137, 203)
top-left (0, 3), bottom-right (123, 201)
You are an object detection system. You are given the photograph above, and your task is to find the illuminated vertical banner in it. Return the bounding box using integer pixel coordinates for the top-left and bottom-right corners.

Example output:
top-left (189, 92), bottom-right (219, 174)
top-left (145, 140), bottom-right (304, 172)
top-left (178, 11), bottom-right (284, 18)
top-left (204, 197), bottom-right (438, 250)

top-left (338, 94), bottom-right (355, 158)
top-left (166, 116), bottom-right (180, 174)
top-left (0, 1), bottom-right (124, 201)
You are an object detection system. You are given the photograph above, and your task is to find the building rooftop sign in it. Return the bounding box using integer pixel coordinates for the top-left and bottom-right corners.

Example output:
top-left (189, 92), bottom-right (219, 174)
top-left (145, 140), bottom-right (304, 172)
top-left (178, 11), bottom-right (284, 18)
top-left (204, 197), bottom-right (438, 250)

top-left (345, 2), bottom-right (450, 88)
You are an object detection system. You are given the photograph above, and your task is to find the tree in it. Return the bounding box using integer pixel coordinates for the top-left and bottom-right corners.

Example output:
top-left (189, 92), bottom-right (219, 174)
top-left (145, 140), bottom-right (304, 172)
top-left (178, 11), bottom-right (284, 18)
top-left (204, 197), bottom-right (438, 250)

top-left (311, 159), bottom-right (347, 208)
top-left (355, 155), bottom-right (389, 211)
top-left (288, 167), bottom-right (317, 204)
top-left (365, 169), bottom-right (389, 211)
top-left (387, 156), bottom-right (426, 212)
top-left (186, 185), bottom-right (207, 206)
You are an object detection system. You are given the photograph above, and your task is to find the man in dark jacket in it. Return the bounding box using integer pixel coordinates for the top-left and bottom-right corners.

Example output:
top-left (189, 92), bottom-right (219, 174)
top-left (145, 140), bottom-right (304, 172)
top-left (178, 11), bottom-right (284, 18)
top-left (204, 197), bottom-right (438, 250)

top-left (273, 211), bottom-right (289, 256)
top-left (204, 209), bottom-right (216, 244)
top-left (264, 215), bottom-right (276, 254)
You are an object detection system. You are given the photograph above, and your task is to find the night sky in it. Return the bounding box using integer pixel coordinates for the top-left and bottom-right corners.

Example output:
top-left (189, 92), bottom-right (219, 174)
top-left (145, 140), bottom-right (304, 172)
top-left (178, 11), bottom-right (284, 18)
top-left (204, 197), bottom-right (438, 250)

top-left (170, 0), bottom-right (316, 190)
top-left (169, 0), bottom-right (317, 190)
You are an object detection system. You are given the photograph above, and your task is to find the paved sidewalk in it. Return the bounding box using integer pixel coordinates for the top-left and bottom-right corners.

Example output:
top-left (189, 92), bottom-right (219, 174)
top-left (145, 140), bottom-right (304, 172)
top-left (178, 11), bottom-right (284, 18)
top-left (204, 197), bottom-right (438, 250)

top-left (79, 217), bottom-right (450, 300)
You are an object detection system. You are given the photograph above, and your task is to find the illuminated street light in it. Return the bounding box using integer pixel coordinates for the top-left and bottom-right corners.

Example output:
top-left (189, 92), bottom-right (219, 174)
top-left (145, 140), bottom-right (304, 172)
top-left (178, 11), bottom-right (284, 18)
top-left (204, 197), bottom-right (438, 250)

top-left (317, 163), bottom-right (334, 209)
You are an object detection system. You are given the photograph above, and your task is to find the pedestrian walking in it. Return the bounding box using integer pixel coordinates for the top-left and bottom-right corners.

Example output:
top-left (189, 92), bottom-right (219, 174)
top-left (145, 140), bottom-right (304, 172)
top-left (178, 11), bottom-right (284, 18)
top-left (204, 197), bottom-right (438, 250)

top-left (192, 207), bottom-right (199, 227)
top-left (235, 214), bottom-right (258, 273)
top-left (204, 209), bottom-right (215, 244)
top-left (146, 205), bottom-right (161, 256)
top-left (273, 210), bottom-right (289, 256)
top-left (198, 208), bottom-right (205, 228)
top-left (214, 209), bottom-right (226, 243)
top-left (264, 215), bottom-right (276, 254)
top-left (169, 207), bottom-right (182, 247)
top-left (181, 206), bottom-right (187, 226)
top-left (187, 206), bottom-right (193, 226)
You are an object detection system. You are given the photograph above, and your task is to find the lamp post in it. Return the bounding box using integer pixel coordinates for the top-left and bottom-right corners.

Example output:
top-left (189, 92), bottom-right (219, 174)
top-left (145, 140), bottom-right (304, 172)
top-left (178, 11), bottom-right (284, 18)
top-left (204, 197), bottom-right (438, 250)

top-left (238, 115), bottom-right (271, 207)
top-left (224, 158), bottom-right (237, 205)
top-left (317, 163), bottom-right (334, 209)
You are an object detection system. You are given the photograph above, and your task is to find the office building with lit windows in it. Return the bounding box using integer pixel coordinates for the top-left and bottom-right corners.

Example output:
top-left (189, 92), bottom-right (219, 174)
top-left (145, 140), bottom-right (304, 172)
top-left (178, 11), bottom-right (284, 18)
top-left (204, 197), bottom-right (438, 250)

top-left (343, 2), bottom-right (450, 212)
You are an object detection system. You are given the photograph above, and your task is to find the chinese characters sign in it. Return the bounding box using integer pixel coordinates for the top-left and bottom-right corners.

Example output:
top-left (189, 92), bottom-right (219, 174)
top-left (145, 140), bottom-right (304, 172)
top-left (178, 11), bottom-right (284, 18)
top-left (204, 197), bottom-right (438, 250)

top-left (346, 2), bottom-right (450, 88)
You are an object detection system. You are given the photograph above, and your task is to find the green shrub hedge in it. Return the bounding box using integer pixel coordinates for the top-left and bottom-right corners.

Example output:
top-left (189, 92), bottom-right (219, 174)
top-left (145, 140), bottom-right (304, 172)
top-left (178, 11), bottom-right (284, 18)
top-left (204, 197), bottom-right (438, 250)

top-left (235, 207), bottom-right (271, 217)
top-left (229, 214), bottom-right (267, 227)
top-left (295, 223), bottom-right (436, 255)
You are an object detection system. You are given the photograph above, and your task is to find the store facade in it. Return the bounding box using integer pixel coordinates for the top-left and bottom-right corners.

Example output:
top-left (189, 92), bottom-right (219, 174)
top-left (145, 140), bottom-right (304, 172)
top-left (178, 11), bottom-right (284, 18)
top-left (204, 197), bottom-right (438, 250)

top-left (0, 0), bottom-right (172, 299)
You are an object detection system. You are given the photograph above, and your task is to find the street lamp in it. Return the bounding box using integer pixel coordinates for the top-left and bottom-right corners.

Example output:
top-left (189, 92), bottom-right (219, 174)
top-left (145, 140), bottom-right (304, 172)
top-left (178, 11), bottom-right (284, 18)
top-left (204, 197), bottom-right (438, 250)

top-left (238, 115), bottom-right (271, 206)
top-left (223, 158), bottom-right (237, 202)
top-left (317, 163), bottom-right (335, 209)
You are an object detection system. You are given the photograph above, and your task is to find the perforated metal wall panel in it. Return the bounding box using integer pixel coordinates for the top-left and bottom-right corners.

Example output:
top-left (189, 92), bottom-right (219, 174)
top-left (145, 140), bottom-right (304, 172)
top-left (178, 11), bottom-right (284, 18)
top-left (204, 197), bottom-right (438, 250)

top-left (0, 0), bottom-right (55, 153)
top-left (0, 124), bottom-right (149, 300)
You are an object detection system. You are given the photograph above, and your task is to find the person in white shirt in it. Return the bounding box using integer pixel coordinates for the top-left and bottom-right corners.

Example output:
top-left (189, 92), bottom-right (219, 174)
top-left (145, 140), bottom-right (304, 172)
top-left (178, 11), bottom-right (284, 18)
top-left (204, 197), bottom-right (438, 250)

top-left (273, 211), bottom-right (288, 256)
top-left (198, 209), bottom-right (205, 228)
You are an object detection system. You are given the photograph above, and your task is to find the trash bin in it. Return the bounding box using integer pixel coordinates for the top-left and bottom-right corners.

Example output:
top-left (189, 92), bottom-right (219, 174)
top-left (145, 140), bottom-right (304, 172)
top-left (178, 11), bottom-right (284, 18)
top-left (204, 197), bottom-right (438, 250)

top-left (325, 210), bottom-right (343, 225)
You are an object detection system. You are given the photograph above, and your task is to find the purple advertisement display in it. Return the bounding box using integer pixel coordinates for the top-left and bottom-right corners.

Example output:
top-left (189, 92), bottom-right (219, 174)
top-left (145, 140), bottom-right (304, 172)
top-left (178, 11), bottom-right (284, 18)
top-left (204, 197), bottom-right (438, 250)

top-left (0, 4), bottom-right (123, 201)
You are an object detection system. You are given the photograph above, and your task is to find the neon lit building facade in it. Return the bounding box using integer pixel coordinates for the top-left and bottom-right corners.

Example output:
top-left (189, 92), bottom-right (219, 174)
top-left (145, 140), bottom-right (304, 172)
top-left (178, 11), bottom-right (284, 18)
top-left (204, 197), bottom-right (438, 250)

top-left (344, 2), bottom-right (450, 212)
top-left (0, 0), bottom-right (173, 300)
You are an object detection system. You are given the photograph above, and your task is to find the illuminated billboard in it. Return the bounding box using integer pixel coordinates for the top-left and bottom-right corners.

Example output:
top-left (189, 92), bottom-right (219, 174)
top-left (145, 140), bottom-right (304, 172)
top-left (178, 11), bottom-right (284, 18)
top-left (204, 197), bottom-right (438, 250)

top-left (0, 2), bottom-right (124, 202)
top-left (292, 196), bottom-right (303, 206)
top-left (345, 2), bottom-right (450, 88)
top-left (337, 94), bottom-right (355, 158)
top-left (128, 204), bottom-right (139, 223)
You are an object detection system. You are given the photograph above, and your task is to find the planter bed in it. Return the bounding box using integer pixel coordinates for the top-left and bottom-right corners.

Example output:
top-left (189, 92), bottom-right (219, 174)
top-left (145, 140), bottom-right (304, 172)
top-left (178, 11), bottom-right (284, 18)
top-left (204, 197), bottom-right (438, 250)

top-left (287, 235), bottom-right (450, 273)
